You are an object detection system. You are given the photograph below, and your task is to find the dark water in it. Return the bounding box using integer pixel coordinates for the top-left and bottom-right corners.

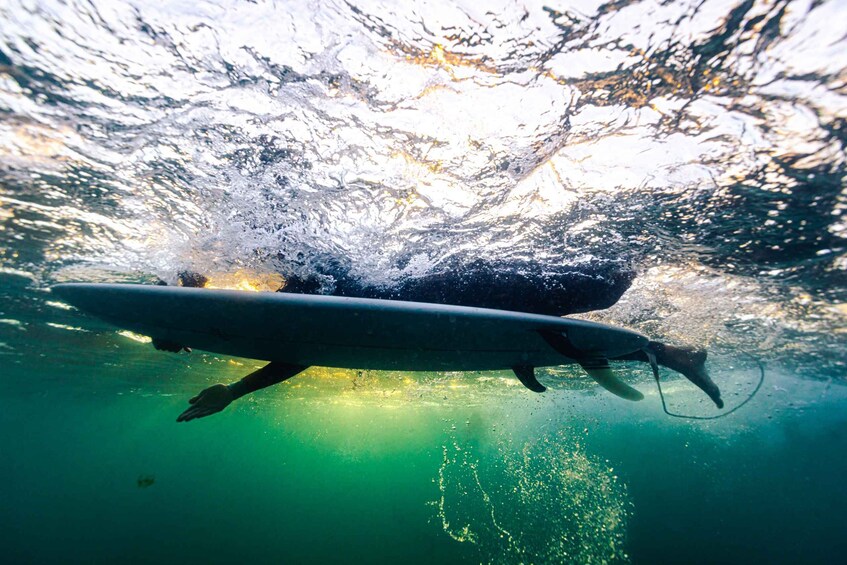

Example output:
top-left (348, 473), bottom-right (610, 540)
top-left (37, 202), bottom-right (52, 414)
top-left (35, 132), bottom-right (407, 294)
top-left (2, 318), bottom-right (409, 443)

top-left (1, 1), bottom-right (846, 563)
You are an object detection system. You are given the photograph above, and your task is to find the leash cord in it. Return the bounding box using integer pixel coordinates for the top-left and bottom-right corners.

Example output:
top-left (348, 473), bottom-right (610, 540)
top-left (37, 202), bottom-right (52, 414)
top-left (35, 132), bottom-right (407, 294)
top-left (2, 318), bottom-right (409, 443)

top-left (645, 348), bottom-right (766, 420)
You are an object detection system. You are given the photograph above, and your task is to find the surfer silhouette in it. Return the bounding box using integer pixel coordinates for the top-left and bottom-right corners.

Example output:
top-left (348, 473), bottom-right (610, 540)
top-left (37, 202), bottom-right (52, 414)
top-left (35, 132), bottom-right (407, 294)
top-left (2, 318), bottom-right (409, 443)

top-left (166, 261), bottom-right (723, 422)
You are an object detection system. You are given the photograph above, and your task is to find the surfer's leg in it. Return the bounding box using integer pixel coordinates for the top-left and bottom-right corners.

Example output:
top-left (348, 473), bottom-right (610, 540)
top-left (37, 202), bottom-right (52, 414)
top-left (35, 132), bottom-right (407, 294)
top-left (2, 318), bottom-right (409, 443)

top-left (177, 363), bottom-right (308, 422)
top-left (614, 342), bottom-right (724, 408)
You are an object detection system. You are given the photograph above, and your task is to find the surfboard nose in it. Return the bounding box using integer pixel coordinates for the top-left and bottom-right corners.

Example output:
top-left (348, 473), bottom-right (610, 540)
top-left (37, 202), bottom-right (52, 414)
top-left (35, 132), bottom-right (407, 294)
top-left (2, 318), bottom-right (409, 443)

top-left (52, 283), bottom-right (94, 307)
top-left (51, 283), bottom-right (85, 305)
top-left (51, 283), bottom-right (118, 314)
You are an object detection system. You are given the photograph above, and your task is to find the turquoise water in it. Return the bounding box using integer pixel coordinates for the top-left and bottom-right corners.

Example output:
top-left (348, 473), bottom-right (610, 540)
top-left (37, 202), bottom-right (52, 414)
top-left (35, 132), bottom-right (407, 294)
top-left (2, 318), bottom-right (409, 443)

top-left (2, 1), bottom-right (846, 563)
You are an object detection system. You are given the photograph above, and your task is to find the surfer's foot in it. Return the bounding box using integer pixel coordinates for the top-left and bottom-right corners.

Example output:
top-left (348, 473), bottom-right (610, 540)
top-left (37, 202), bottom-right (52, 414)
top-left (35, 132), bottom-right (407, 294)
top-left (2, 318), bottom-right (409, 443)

top-left (651, 342), bottom-right (724, 409)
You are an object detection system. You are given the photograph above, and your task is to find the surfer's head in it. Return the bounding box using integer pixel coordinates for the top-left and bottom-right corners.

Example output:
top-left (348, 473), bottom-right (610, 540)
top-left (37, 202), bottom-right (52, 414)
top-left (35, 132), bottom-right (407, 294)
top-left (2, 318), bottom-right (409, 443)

top-left (178, 271), bottom-right (209, 288)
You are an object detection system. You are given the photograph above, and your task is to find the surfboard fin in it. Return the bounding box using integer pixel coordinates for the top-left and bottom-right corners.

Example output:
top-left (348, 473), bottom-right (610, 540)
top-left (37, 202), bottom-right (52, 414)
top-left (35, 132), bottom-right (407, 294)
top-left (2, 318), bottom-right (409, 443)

top-left (512, 365), bottom-right (546, 393)
top-left (538, 329), bottom-right (643, 402)
top-left (579, 358), bottom-right (644, 402)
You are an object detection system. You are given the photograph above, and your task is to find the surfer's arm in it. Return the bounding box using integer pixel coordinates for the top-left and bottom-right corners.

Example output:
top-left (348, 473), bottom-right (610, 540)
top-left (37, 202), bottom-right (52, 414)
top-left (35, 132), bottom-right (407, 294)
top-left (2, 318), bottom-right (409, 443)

top-left (177, 363), bottom-right (307, 422)
top-left (227, 363), bottom-right (308, 400)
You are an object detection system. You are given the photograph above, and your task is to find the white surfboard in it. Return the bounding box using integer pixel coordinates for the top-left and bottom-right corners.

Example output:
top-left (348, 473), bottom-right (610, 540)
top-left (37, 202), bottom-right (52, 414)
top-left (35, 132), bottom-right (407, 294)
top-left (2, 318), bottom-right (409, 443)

top-left (52, 283), bottom-right (649, 400)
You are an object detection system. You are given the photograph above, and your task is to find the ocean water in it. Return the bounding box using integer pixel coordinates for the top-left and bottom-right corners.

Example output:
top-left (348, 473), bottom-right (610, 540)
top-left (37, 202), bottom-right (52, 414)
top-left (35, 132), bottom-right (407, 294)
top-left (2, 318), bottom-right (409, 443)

top-left (1, 1), bottom-right (846, 563)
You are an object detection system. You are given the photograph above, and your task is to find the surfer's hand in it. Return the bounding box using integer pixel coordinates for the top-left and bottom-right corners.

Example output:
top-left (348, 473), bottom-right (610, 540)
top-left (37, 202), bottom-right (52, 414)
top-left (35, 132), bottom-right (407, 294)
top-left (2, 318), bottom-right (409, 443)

top-left (176, 384), bottom-right (233, 422)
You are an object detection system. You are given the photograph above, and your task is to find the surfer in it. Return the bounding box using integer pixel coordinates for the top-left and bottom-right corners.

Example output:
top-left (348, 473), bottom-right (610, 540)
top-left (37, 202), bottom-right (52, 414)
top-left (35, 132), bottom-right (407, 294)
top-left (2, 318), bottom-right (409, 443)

top-left (167, 261), bottom-right (723, 422)
top-left (279, 258), bottom-right (635, 316)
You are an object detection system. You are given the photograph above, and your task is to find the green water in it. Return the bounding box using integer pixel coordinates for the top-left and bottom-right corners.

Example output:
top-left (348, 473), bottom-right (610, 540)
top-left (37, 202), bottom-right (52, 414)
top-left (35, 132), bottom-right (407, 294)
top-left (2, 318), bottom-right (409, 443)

top-left (3, 307), bottom-right (846, 563)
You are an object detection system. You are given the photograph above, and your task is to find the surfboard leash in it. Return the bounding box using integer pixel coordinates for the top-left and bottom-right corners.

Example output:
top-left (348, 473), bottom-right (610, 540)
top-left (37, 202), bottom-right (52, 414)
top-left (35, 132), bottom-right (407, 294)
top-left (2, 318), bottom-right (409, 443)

top-left (644, 347), bottom-right (766, 420)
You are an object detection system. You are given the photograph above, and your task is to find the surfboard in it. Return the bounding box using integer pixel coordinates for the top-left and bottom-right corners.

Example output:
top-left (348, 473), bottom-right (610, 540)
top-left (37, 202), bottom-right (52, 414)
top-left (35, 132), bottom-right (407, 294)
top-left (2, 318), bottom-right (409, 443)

top-left (51, 283), bottom-right (650, 400)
